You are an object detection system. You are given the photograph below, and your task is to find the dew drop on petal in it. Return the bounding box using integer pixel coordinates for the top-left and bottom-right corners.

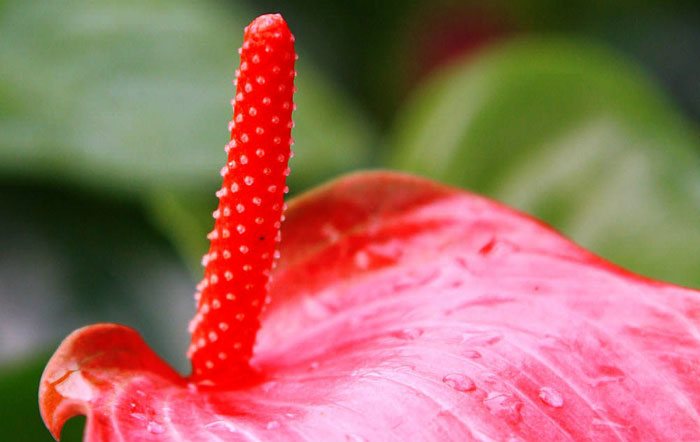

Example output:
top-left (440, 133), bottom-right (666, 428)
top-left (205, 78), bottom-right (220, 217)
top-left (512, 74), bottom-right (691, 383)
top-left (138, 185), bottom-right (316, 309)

top-left (442, 374), bottom-right (476, 392)
top-left (484, 392), bottom-right (523, 424)
top-left (538, 386), bottom-right (564, 408)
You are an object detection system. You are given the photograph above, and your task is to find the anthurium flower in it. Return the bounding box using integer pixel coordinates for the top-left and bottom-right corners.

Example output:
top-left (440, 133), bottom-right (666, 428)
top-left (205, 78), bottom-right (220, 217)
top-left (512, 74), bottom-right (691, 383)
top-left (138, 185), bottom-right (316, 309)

top-left (39, 13), bottom-right (700, 442)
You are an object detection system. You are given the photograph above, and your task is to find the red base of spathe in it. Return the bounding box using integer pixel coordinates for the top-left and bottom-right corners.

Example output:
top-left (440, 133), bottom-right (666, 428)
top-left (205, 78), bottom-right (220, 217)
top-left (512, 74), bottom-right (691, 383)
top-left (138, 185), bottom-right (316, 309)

top-left (40, 172), bottom-right (700, 441)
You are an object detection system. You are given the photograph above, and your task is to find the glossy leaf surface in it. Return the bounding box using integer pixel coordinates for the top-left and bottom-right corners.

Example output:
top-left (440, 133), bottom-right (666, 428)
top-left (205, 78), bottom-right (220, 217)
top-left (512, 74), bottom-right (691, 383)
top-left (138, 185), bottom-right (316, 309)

top-left (41, 172), bottom-right (700, 441)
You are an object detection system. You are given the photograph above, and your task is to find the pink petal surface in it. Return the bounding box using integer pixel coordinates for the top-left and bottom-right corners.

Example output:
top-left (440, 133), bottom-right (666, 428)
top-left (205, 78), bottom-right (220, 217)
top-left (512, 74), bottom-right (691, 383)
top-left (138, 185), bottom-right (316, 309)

top-left (40, 172), bottom-right (700, 441)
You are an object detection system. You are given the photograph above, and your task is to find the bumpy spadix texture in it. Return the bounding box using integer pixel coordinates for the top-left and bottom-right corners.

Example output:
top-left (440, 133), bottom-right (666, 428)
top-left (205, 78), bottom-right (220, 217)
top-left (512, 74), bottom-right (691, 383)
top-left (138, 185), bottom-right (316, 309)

top-left (39, 13), bottom-right (700, 442)
top-left (40, 173), bottom-right (700, 441)
top-left (188, 13), bottom-right (296, 384)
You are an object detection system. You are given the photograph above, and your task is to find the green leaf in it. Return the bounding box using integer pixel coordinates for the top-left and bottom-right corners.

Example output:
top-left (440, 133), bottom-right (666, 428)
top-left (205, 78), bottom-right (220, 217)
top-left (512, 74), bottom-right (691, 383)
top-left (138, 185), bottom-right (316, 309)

top-left (389, 38), bottom-right (700, 288)
top-left (0, 0), bottom-right (374, 196)
top-left (0, 181), bottom-right (195, 370)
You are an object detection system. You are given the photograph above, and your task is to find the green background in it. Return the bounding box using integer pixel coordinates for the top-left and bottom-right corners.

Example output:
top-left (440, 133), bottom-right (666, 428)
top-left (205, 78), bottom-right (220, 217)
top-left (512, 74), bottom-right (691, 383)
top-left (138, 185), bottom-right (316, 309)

top-left (1, 0), bottom-right (698, 440)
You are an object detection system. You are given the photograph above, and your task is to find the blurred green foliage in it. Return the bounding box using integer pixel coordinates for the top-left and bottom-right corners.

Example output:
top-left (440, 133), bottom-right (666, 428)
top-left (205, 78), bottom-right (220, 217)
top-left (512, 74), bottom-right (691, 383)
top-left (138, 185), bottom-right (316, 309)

top-left (0, 0), bottom-right (698, 440)
top-left (390, 39), bottom-right (700, 287)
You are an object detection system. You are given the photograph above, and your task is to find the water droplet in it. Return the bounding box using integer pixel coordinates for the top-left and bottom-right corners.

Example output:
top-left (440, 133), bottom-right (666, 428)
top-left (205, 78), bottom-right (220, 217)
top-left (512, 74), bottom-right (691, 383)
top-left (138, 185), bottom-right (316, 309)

top-left (147, 421), bottom-right (165, 434)
top-left (442, 374), bottom-right (476, 392)
top-left (484, 392), bottom-right (523, 424)
top-left (538, 386), bottom-right (564, 408)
